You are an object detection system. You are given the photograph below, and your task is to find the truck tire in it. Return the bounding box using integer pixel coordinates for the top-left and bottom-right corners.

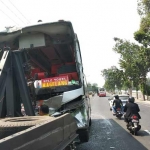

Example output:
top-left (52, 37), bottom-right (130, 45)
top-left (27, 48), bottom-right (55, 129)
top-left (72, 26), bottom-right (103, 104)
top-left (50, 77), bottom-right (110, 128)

top-left (78, 129), bottom-right (89, 143)
top-left (0, 116), bottom-right (52, 139)
top-left (89, 118), bottom-right (92, 127)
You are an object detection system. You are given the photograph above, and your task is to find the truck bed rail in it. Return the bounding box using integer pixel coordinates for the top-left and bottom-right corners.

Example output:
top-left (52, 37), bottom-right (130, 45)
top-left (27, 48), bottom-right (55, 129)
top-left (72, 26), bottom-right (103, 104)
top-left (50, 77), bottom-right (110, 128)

top-left (0, 114), bottom-right (78, 150)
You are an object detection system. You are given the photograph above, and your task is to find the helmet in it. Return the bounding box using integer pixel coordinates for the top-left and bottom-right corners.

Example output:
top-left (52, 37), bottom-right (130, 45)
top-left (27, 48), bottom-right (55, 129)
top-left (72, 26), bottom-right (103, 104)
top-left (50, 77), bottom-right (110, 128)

top-left (128, 97), bottom-right (135, 103)
top-left (114, 95), bottom-right (119, 99)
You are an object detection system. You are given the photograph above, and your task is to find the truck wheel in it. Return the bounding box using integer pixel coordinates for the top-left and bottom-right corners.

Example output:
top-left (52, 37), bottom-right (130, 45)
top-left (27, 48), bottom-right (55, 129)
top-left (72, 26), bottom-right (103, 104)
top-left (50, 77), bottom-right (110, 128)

top-left (78, 129), bottom-right (89, 143)
top-left (89, 118), bottom-right (92, 127)
top-left (0, 116), bottom-right (52, 139)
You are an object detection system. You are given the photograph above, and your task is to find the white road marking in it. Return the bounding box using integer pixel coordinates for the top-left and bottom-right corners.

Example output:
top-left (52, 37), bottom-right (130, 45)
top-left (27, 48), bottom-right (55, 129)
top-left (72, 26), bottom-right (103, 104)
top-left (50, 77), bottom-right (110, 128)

top-left (144, 130), bottom-right (150, 134)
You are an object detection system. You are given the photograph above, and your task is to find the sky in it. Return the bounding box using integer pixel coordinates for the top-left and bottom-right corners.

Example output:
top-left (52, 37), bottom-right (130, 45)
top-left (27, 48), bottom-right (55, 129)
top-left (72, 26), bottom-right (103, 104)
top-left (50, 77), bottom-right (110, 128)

top-left (0, 0), bottom-right (141, 87)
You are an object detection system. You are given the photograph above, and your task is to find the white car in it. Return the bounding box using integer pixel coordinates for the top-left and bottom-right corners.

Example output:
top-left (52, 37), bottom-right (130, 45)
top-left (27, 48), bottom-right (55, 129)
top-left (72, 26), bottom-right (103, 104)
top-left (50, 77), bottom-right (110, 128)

top-left (108, 95), bottom-right (129, 111)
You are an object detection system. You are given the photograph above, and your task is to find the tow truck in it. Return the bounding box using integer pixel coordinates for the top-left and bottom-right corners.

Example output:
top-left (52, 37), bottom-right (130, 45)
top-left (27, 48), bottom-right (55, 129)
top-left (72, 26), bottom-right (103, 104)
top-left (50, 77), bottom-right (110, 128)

top-left (0, 20), bottom-right (91, 150)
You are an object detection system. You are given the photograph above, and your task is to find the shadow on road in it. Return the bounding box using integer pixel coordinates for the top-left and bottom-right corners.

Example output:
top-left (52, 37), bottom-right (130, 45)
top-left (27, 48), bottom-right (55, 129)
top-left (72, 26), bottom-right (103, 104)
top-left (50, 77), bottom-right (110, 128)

top-left (77, 118), bottom-right (148, 150)
top-left (138, 130), bottom-right (150, 137)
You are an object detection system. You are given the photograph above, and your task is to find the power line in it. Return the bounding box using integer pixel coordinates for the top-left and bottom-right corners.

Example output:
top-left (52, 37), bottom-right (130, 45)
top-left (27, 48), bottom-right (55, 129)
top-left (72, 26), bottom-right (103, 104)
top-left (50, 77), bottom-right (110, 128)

top-left (0, 9), bottom-right (19, 26)
top-left (8, 0), bottom-right (30, 24)
top-left (0, 0), bottom-right (26, 24)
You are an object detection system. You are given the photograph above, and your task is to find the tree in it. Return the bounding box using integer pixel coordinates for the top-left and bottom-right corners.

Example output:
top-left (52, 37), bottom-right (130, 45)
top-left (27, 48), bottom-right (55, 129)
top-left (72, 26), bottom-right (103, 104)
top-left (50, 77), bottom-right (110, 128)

top-left (137, 0), bottom-right (150, 17)
top-left (134, 0), bottom-right (150, 100)
top-left (103, 80), bottom-right (115, 92)
top-left (146, 77), bottom-right (150, 85)
top-left (140, 78), bottom-right (150, 96)
top-left (87, 83), bottom-right (92, 87)
top-left (92, 83), bottom-right (98, 92)
top-left (134, 0), bottom-right (150, 47)
top-left (86, 82), bottom-right (98, 92)
top-left (113, 38), bottom-right (150, 99)
top-left (113, 38), bottom-right (137, 95)
top-left (101, 66), bottom-right (123, 92)
top-left (92, 83), bottom-right (98, 87)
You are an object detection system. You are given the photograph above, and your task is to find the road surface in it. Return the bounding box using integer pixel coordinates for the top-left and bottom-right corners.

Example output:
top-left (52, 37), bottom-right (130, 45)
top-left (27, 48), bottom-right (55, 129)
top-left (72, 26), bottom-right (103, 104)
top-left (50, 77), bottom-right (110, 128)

top-left (77, 94), bottom-right (150, 150)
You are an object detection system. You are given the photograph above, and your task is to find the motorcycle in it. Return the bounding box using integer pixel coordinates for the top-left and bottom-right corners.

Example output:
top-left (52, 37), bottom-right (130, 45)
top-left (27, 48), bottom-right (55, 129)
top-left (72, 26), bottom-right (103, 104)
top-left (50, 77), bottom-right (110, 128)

top-left (114, 108), bottom-right (123, 119)
top-left (127, 114), bottom-right (141, 135)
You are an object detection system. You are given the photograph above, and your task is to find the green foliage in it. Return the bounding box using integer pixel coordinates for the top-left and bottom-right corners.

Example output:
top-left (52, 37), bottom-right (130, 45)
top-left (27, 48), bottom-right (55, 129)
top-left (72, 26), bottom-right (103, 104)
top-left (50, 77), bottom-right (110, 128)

top-left (134, 30), bottom-right (148, 45)
top-left (140, 78), bottom-right (150, 95)
top-left (102, 66), bottom-right (123, 91)
top-left (103, 79), bottom-right (115, 91)
top-left (140, 83), bottom-right (150, 96)
top-left (113, 38), bottom-right (140, 87)
top-left (137, 0), bottom-right (150, 16)
top-left (146, 77), bottom-right (150, 85)
top-left (135, 0), bottom-right (150, 96)
top-left (103, 1), bottom-right (150, 96)
top-left (92, 83), bottom-right (98, 92)
top-left (112, 37), bottom-right (150, 92)
top-left (123, 80), bottom-right (132, 89)
top-left (86, 82), bottom-right (98, 92)
top-left (135, 0), bottom-right (150, 46)
top-left (87, 83), bottom-right (91, 87)
top-left (92, 83), bottom-right (98, 87)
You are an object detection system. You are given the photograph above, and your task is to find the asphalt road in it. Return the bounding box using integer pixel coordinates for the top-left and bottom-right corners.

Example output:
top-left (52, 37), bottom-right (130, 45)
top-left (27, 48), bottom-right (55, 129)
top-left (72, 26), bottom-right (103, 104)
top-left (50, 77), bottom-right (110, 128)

top-left (77, 94), bottom-right (150, 150)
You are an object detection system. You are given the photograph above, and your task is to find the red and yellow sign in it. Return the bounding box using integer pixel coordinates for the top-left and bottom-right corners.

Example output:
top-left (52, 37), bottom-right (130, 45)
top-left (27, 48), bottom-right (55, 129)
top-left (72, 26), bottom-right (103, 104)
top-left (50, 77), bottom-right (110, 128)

top-left (41, 76), bottom-right (68, 88)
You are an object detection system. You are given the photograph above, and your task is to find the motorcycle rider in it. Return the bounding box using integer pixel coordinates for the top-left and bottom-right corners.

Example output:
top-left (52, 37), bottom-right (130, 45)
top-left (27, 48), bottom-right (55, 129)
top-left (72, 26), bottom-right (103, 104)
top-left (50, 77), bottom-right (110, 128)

top-left (112, 95), bottom-right (123, 114)
top-left (124, 97), bottom-right (141, 125)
